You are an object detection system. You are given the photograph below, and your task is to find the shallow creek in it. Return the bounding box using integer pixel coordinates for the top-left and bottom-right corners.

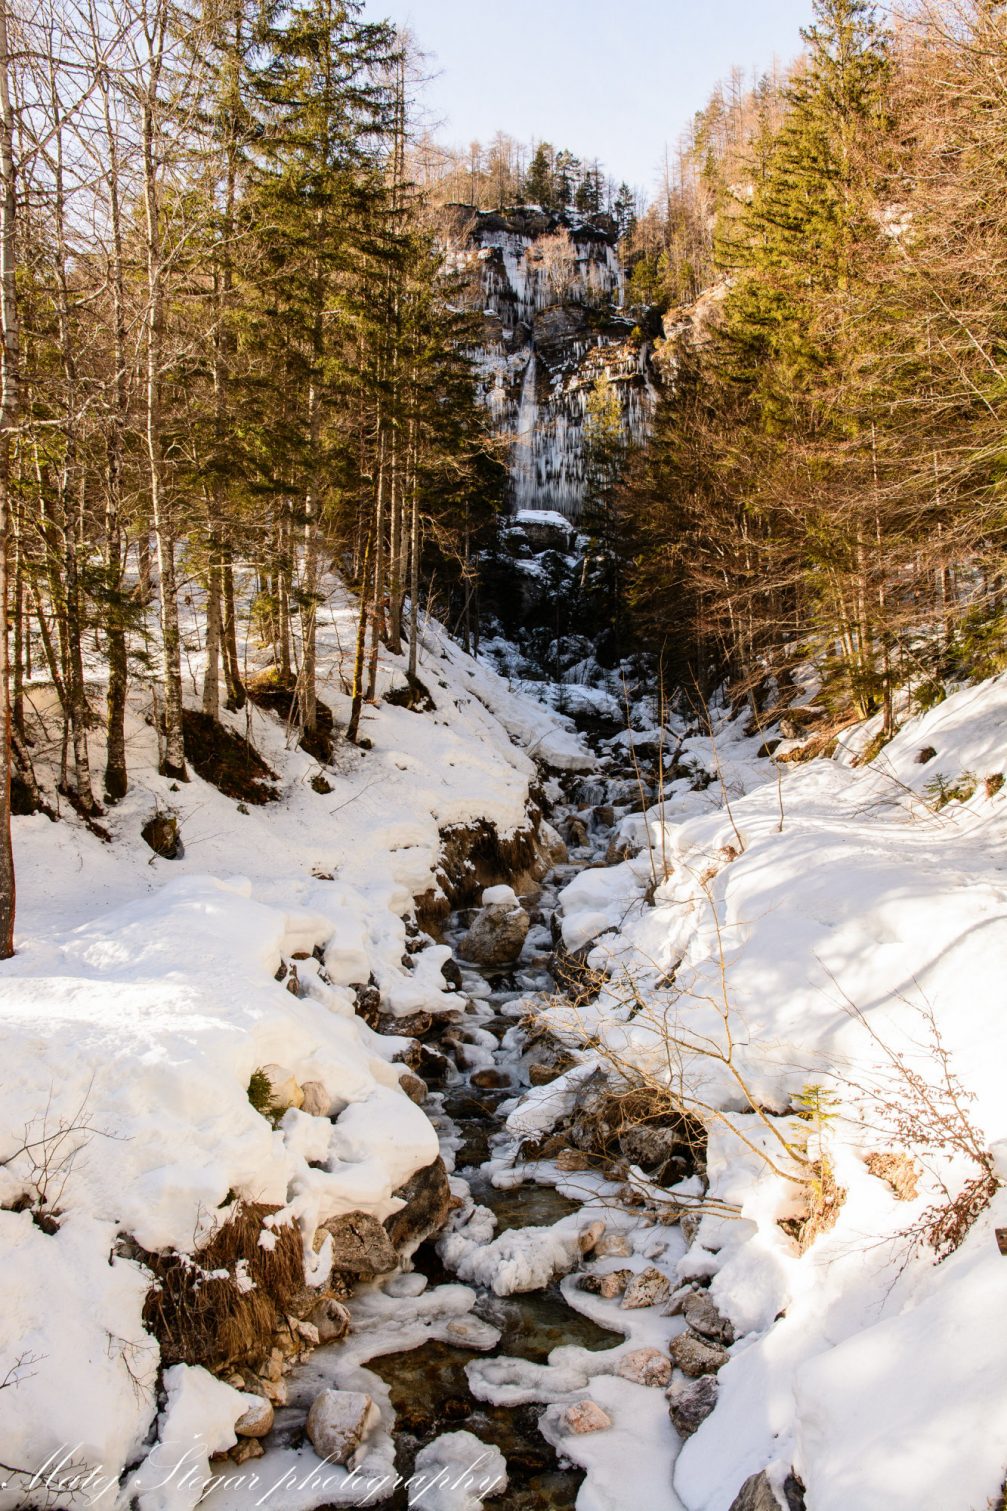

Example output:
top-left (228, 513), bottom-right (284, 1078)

top-left (365, 791), bottom-right (632, 1506)
top-left (252, 762), bottom-right (665, 1511)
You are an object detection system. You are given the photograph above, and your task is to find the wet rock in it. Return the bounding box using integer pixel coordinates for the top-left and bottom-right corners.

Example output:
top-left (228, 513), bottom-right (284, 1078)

top-left (352, 980), bottom-right (382, 1028)
top-left (605, 835), bottom-right (633, 866)
top-left (683, 1289), bottom-right (735, 1345)
top-left (616, 1347), bottom-right (672, 1387)
top-left (441, 956), bottom-right (464, 991)
top-left (667, 1373), bottom-right (718, 1438)
top-left (471, 1068), bottom-right (511, 1090)
top-left (577, 1220), bottom-right (606, 1254)
top-left (457, 888), bottom-right (530, 968)
top-left (305, 1388), bottom-right (380, 1465)
top-left (593, 805), bottom-right (616, 828)
top-left (564, 815), bottom-right (590, 848)
top-left (378, 1009), bottom-right (434, 1039)
top-left (564, 1400), bottom-right (612, 1434)
top-left (728, 1470), bottom-right (788, 1511)
top-left (578, 1267), bottom-right (632, 1299)
top-left (142, 810), bottom-right (181, 859)
top-left (322, 1211), bottom-right (398, 1277)
top-left (594, 1232), bottom-right (633, 1258)
top-left (383, 1157), bottom-right (453, 1254)
top-left (300, 1080), bottom-right (331, 1118)
top-left (234, 1393), bottom-right (274, 1438)
top-left (260, 1064), bottom-right (304, 1114)
top-left (307, 1296), bottom-right (351, 1344)
top-left (621, 1267), bottom-right (671, 1309)
top-left (399, 1072), bottom-right (428, 1105)
top-left (539, 822), bottom-right (569, 866)
top-left (669, 1331), bottom-right (730, 1377)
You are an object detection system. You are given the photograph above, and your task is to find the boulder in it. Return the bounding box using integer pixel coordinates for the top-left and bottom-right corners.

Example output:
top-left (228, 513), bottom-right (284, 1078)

top-left (260, 1065), bottom-right (304, 1114)
top-left (141, 811), bottom-right (181, 859)
top-left (322, 1211), bottom-right (398, 1277)
top-left (616, 1347), bottom-right (672, 1388)
top-left (234, 1393), bottom-right (274, 1438)
top-left (667, 1373), bottom-right (718, 1438)
top-left (399, 1072), bottom-right (428, 1105)
top-left (383, 1157), bottom-right (453, 1254)
top-left (457, 891), bottom-right (529, 968)
top-left (621, 1267), bottom-right (671, 1310)
top-left (307, 1296), bottom-right (351, 1344)
top-left (669, 1331), bottom-right (730, 1378)
top-left (300, 1080), bottom-right (331, 1118)
top-left (305, 1389), bottom-right (380, 1465)
top-left (579, 1268), bottom-right (632, 1300)
top-left (682, 1289), bottom-right (735, 1345)
top-left (563, 1400), bottom-right (612, 1434)
top-left (594, 1232), bottom-right (633, 1258)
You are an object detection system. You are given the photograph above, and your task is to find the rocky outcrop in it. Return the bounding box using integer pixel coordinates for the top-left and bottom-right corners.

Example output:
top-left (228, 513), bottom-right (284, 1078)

top-left (438, 204), bottom-right (659, 519)
top-left (383, 1157), bottom-right (453, 1255)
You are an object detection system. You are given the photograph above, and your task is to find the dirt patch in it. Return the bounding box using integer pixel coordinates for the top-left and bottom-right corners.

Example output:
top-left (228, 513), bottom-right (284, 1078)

top-left (415, 817), bottom-right (547, 936)
top-left (245, 668), bottom-right (334, 763)
top-left (182, 709), bottom-right (278, 805)
top-left (384, 673), bottom-right (435, 712)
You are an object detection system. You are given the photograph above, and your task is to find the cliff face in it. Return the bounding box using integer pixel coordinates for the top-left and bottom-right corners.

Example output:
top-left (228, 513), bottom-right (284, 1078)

top-left (440, 205), bottom-right (660, 519)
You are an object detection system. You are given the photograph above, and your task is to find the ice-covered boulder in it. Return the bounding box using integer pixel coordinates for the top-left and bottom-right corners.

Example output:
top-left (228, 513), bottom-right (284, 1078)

top-left (410, 1430), bottom-right (508, 1509)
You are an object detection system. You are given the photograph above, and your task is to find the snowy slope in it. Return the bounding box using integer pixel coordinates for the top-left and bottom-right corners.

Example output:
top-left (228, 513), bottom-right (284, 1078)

top-left (0, 589), bottom-right (588, 1505)
top-left (546, 674), bottom-right (1007, 1511)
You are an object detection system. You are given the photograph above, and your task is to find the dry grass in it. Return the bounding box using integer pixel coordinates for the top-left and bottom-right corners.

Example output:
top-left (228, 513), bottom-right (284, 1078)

top-left (141, 1202), bottom-right (305, 1371)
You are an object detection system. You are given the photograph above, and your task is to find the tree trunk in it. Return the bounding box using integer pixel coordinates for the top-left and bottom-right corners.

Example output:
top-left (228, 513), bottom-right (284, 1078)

top-left (141, 21), bottom-right (187, 781)
top-left (0, 0), bottom-right (17, 956)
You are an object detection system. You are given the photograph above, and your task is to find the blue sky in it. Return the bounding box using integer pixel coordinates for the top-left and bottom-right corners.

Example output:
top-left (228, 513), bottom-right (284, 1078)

top-left (365, 0), bottom-right (816, 196)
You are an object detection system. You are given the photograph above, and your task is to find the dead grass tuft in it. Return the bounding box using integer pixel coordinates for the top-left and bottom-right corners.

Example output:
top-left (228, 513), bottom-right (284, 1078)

top-left (140, 1201), bottom-right (305, 1371)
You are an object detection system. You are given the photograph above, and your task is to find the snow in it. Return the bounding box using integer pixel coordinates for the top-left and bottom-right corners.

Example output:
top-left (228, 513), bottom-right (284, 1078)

top-left (0, 585), bottom-right (581, 1507)
top-left (528, 671), bottom-right (1007, 1511)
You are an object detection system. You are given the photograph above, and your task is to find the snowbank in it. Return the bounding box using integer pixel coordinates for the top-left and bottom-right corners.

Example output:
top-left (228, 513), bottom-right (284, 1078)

top-left (0, 588), bottom-right (580, 1506)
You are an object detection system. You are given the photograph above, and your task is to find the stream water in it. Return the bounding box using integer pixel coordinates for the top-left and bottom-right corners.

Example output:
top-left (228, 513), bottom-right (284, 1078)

top-left (362, 765), bottom-right (646, 1507)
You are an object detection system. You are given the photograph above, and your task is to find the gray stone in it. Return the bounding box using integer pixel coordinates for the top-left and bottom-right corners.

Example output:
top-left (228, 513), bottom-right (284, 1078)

top-left (305, 1389), bottom-right (379, 1465)
top-left (669, 1330), bottom-right (730, 1378)
top-left (621, 1267), bottom-right (671, 1310)
top-left (307, 1296), bottom-right (351, 1344)
top-left (727, 1470), bottom-right (786, 1511)
top-left (683, 1289), bottom-right (735, 1345)
top-left (616, 1347), bottom-right (672, 1387)
top-left (322, 1210), bottom-right (398, 1276)
top-left (234, 1393), bottom-right (274, 1438)
top-left (667, 1373), bottom-right (718, 1438)
top-left (457, 901), bottom-right (529, 968)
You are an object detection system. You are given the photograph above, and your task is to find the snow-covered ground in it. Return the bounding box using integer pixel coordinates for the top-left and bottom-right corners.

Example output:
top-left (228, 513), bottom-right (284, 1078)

top-left (0, 587), bottom-right (589, 1507)
top-left (529, 674), bottom-right (1007, 1511)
